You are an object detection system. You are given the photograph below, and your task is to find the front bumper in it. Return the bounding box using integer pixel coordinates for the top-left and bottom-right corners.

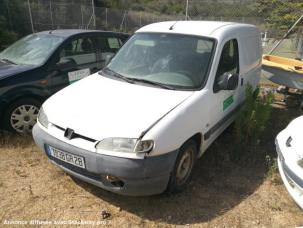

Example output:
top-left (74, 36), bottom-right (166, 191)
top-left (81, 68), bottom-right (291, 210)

top-left (32, 124), bottom-right (178, 196)
top-left (276, 140), bottom-right (303, 209)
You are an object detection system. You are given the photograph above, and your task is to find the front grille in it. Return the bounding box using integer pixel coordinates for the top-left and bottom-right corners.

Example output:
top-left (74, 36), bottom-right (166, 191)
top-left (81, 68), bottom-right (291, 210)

top-left (53, 124), bottom-right (97, 143)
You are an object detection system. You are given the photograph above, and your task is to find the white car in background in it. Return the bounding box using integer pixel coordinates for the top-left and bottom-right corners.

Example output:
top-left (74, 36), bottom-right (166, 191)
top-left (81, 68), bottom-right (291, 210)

top-left (33, 21), bottom-right (261, 196)
top-left (276, 116), bottom-right (303, 209)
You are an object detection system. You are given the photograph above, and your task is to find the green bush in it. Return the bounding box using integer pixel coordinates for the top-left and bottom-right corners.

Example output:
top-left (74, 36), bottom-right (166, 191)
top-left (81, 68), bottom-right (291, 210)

top-left (234, 85), bottom-right (273, 146)
top-left (228, 85), bottom-right (273, 163)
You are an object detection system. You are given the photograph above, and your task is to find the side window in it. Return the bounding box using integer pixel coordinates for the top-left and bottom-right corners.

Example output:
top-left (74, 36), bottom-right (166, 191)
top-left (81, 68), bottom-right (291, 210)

top-left (99, 37), bottom-right (123, 62)
top-left (108, 37), bottom-right (122, 50)
top-left (59, 37), bottom-right (97, 65)
top-left (215, 39), bottom-right (239, 81)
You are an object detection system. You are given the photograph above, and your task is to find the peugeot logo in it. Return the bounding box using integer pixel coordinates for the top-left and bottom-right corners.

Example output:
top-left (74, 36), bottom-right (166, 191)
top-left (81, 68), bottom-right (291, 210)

top-left (64, 128), bottom-right (74, 140)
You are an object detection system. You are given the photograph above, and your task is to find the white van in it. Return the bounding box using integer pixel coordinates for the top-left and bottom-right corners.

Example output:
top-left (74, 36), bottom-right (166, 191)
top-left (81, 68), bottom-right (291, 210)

top-left (33, 21), bottom-right (262, 196)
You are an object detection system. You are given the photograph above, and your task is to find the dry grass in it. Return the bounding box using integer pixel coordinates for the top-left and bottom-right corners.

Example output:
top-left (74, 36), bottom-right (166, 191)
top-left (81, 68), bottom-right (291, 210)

top-left (0, 84), bottom-right (303, 227)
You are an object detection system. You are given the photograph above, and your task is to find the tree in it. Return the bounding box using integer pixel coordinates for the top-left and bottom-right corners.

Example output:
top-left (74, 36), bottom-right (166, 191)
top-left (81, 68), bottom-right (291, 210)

top-left (256, 0), bottom-right (303, 37)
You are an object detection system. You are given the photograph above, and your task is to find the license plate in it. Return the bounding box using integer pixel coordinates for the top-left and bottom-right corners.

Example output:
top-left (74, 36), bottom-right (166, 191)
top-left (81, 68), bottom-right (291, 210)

top-left (48, 146), bottom-right (85, 169)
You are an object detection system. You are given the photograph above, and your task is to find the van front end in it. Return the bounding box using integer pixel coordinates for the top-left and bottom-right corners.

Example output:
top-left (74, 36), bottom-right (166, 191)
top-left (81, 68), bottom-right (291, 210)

top-left (33, 122), bottom-right (179, 196)
top-left (275, 116), bottom-right (303, 209)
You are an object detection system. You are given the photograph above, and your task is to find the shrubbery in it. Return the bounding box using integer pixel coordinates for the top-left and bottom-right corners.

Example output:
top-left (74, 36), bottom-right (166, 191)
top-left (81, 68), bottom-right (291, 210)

top-left (234, 85), bottom-right (273, 145)
top-left (230, 85), bottom-right (273, 161)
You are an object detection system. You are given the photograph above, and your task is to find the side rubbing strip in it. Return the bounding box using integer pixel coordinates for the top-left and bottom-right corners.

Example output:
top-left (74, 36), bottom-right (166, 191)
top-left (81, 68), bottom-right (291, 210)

top-left (204, 103), bottom-right (243, 141)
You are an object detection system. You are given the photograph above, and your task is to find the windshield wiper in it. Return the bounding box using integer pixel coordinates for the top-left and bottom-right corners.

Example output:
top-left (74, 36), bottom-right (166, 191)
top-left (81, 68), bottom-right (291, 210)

top-left (100, 67), bottom-right (175, 90)
top-left (129, 78), bottom-right (176, 90)
top-left (1, 58), bottom-right (17, 65)
top-left (100, 67), bottom-right (134, 84)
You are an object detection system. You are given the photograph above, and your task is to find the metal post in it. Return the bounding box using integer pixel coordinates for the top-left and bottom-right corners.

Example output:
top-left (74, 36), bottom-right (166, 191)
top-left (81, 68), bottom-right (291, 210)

top-left (120, 11), bottom-right (126, 31)
top-left (125, 11), bottom-right (127, 32)
top-left (185, 0), bottom-right (189, 20)
top-left (105, 8), bottom-right (108, 28)
top-left (91, 0), bottom-right (96, 28)
top-left (297, 35), bottom-right (303, 60)
top-left (49, 0), bottom-right (54, 29)
top-left (80, 5), bottom-right (84, 29)
top-left (27, 0), bottom-right (34, 33)
top-left (87, 15), bottom-right (93, 29)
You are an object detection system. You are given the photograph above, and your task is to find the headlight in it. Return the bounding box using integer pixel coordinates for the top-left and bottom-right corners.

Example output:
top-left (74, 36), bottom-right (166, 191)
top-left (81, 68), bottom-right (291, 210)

top-left (38, 108), bottom-right (49, 128)
top-left (96, 138), bottom-right (154, 153)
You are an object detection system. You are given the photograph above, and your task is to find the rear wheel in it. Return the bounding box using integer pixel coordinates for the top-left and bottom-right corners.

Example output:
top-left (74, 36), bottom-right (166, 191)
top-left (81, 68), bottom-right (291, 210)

top-left (4, 98), bottom-right (41, 133)
top-left (167, 139), bottom-right (197, 193)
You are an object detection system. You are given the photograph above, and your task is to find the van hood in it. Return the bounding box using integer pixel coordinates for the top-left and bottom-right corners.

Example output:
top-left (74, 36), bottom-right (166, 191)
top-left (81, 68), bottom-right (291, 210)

top-left (0, 61), bottom-right (36, 79)
top-left (44, 73), bottom-right (193, 140)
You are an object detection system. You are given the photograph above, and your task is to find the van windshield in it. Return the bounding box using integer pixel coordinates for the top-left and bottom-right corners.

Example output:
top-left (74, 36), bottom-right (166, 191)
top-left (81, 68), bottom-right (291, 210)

top-left (0, 34), bottom-right (64, 66)
top-left (106, 33), bottom-right (215, 90)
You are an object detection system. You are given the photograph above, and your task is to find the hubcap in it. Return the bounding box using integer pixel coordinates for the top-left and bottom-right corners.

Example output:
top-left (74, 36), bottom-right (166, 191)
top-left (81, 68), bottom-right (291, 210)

top-left (176, 148), bottom-right (194, 186)
top-left (10, 105), bottom-right (39, 133)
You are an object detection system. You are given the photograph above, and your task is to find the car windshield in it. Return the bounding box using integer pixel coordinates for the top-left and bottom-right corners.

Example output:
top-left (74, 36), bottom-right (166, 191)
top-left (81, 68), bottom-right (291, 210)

top-left (0, 34), bottom-right (64, 66)
top-left (106, 33), bottom-right (215, 90)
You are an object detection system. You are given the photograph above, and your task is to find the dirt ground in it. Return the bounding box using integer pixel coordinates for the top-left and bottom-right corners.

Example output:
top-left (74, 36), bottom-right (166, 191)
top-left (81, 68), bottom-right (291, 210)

top-left (1, 84), bottom-right (303, 227)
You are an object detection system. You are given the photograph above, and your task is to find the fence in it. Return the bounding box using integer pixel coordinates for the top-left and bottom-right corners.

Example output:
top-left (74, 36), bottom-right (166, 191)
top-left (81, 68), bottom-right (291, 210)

top-left (3, 0), bottom-right (303, 37)
top-left (22, 0), bottom-right (186, 33)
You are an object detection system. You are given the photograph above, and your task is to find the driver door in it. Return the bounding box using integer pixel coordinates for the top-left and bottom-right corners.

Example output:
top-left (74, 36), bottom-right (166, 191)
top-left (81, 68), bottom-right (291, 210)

top-left (49, 35), bottom-right (99, 94)
top-left (205, 39), bottom-right (241, 142)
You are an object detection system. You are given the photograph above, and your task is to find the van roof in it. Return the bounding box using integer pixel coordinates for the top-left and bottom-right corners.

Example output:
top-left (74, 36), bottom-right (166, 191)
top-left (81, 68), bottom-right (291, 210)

top-left (136, 21), bottom-right (257, 39)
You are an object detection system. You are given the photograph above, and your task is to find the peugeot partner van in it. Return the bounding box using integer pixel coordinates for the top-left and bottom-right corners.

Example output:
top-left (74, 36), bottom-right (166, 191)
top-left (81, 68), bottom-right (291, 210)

top-left (33, 21), bottom-right (262, 196)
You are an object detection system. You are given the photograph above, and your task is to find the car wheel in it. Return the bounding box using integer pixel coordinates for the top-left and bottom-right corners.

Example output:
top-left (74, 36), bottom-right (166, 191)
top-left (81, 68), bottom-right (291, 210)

top-left (4, 98), bottom-right (41, 134)
top-left (167, 139), bottom-right (197, 193)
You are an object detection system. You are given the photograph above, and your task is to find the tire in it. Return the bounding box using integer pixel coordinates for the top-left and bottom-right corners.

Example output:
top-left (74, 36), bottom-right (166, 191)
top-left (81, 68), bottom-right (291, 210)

top-left (3, 98), bottom-right (41, 134)
top-left (167, 139), bottom-right (198, 193)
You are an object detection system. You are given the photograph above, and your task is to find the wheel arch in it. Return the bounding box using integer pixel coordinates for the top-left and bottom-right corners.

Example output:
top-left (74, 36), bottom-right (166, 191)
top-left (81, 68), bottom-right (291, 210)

top-left (0, 93), bottom-right (45, 128)
top-left (1, 86), bottom-right (48, 112)
top-left (181, 132), bottom-right (203, 155)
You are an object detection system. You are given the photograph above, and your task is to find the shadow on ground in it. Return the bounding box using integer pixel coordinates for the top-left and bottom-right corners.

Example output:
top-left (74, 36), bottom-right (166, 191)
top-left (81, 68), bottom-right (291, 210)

top-left (73, 102), bottom-right (301, 225)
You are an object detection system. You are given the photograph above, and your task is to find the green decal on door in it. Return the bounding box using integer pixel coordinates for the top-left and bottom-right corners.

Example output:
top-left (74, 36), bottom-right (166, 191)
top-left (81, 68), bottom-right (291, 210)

top-left (223, 95), bottom-right (234, 111)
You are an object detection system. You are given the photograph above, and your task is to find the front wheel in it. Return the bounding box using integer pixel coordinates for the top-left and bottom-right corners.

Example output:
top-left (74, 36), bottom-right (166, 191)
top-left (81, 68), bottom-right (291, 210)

top-left (167, 139), bottom-right (197, 193)
top-left (3, 98), bottom-right (41, 134)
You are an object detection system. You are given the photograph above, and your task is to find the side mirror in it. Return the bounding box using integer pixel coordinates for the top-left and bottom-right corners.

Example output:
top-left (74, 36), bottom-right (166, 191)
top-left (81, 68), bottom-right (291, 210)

top-left (216, 72), bottom-right (239, 91)
top-left (55, 58), bottom-right (77, 71)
